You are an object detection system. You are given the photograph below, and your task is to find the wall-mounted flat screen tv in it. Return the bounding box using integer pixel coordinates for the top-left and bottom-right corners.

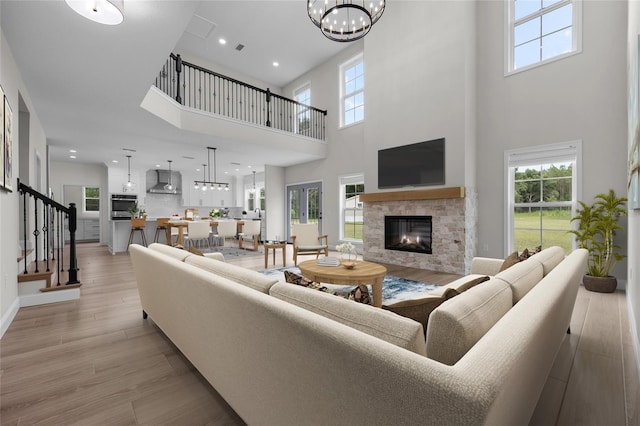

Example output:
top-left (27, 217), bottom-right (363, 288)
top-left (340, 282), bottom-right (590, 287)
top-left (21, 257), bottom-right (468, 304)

top-left (378, 138), bottom-right (445, 189)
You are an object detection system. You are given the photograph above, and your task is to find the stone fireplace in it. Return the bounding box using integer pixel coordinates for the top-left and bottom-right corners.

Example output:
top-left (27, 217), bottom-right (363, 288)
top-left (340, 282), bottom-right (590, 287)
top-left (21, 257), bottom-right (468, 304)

top-left (361, 187), bottom-right (477, 275)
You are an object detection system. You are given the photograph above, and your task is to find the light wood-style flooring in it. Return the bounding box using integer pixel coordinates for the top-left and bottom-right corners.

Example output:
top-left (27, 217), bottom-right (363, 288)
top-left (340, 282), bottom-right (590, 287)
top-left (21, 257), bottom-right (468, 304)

top-left (1, 243), bottom-right (638, 425)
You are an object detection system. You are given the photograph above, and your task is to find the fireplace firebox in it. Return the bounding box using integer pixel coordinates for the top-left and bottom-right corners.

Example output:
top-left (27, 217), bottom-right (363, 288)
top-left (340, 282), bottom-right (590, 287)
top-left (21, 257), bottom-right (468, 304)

top-left (384, 216), bottom-right (432, 254)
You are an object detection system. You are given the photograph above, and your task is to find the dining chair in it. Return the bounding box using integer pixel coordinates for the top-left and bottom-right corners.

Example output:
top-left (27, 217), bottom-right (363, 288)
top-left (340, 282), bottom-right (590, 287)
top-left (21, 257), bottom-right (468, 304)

top-left (185, 221), bottom-right (211, 250)
top-left (215, 220), bottom-right (238, 249)
top-left (291, 223), bottom-right (328, 265)
top-left (238, 220), bottom-right (261, 251)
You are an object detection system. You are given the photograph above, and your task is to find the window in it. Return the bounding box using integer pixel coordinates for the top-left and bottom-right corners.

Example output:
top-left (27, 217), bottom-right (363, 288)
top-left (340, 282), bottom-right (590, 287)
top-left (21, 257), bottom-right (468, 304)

top-left (505, 142), bottom-right (581, 255)
top-left (506, 0), bottom-right (581, 73)
top-left (246, 187), bottom-right (265, 212)
top-left (340, 174), bottom-right (365, 241)
top-left (295, 84), bottom-right (311, 136)
top-left (340, 55), bottom-right (364, 127)
top-left (84, 187), bottom-right (100, 212)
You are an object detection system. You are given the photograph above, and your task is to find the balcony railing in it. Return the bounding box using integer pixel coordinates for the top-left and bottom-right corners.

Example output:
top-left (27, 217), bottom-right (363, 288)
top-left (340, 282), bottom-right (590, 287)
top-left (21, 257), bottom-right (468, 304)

top-left (154, 54), bottom-right (327, 141)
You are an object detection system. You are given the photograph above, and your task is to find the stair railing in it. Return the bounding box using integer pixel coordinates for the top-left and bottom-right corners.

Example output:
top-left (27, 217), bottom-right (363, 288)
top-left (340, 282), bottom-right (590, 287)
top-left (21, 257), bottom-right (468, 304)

top-left (154, 53), bottom-right (327, 141)
top-left (17, 179), bottom-right (79, 286)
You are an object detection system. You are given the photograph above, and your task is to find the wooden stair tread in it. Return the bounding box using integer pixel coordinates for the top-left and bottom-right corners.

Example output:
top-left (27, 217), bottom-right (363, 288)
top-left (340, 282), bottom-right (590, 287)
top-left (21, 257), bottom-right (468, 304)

top-left (18, 260), bottom-right (81, 289)
top-left (17, 248), bottom-right (34, 263)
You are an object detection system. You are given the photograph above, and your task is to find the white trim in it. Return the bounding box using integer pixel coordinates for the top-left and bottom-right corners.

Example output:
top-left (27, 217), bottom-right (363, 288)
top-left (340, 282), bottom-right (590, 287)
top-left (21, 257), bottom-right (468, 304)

top-left (20, 288), bottom-right (81, 308)
top-left (0, 297), bottom-right (20, 338)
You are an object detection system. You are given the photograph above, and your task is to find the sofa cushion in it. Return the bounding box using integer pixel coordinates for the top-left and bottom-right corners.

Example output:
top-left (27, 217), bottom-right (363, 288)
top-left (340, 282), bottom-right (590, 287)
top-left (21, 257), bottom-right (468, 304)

top-left (184, 255), bottom-right (278, 293)
top-left (425, 279), bottom-right (512, 365)
top-left (429, 274), bottom-right (490, 297)
top-left (148, 243), bottom-right (192, 262)
top-left (528, 246), bottom-right (565, 276)
top-left (382, 288), bottom-right (458, 334)
top-left (269, 282), bottom-right (427, 356)
top-left (494, 258), bottom-right (544, 304)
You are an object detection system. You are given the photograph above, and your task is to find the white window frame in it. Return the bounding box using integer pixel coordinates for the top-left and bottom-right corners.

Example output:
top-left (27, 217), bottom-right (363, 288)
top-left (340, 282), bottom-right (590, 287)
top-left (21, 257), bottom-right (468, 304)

top-left (504, 141), bottom-right (582, 255)
top-left (294, 83), bottom-right (311, 136)
top-left (83, 186), bottom-right (100, 213)
top-left (505, 0), bottom-right (582, 76)
top-left (339, 53), bottom-right (364, 128)
top-left (245, 184), bottom-right (265, 212)
top-left (339, 173), bottom-right (365, 243)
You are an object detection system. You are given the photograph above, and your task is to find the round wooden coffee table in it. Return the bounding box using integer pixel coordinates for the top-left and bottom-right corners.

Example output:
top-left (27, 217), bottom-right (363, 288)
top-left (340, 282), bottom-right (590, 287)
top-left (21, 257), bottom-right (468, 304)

top-left (298, 260), bottom-right (387, 307)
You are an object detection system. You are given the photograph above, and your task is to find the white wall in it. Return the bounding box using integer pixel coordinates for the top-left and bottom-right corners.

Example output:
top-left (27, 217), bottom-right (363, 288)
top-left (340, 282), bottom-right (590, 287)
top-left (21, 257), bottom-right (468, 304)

top-left (476, 0), bottom-right (629, 270)
top-left (0, 27), bottom-right (48, 336)
top-left (626, 0), bottom-right (640, 378)
top-left (282, 2), bottom-right (476, 248)
top-left (50, 161), bottom-right (108, 242)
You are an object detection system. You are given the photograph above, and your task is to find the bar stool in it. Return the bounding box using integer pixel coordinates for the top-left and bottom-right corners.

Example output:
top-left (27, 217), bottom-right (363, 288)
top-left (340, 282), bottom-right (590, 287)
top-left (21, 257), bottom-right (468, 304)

top-left (128, 217), bottom-right (148, 249)
top-left (154, 217), bottom-right (170, 243)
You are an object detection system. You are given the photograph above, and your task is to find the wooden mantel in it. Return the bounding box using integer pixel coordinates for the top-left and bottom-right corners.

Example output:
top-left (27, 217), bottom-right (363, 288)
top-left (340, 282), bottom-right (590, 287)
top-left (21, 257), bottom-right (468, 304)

top-left (359, 187), bottom-right (465, 203)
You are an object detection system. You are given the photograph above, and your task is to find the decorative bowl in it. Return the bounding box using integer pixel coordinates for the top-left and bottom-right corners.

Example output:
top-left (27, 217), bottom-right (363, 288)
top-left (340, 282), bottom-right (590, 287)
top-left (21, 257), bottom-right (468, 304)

top-left (341, 261), bottom-right (356, 270)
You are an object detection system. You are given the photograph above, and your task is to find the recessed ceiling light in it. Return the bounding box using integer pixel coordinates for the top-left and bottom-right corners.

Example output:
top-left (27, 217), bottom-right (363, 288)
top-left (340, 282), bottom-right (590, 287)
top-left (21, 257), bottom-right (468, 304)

top-left (155, 164), bottom-right (161, 168)
top-left (70, 155), bottom-right (77, 159)
top-left (112, 160), bottom-right (118, 163)
top-left (69, 149), bottom-right (77, 153)
top-left (219, 38), bottom-right (227, 45)
top-left (273, 61), bottom-right (279, 67)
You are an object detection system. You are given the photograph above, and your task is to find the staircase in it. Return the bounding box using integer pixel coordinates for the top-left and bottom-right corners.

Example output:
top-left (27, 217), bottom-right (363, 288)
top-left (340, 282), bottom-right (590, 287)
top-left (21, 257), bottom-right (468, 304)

top-left (17, 180), bottom-right (82, 307)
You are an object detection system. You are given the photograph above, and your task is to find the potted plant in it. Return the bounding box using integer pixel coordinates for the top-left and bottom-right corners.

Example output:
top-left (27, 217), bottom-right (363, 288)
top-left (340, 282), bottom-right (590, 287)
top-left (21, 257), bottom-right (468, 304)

top-left (209, 208), bottom-right (221, 218)
top-left (336, 242), bottom-right (357, 269)
top-left (568, 189), bottom-right (627, 293)
top-left (128, 204), bottom-right (140, 218)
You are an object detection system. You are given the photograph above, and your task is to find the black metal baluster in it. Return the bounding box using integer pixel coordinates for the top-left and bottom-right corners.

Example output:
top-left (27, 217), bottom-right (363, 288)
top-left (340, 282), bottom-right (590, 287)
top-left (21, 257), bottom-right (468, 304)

top-left (51, 205), bottom-right (56, 261)
top-left (22, 188), bottom-right (28, 274)
top-left (44, 204), bottom-right (50, 272)
top-left (175, 54), bottom-right (182, 104)
top-left (266, 88), bottom-right (271, 127)
top-left (33, 198), bottom-right (40, 272)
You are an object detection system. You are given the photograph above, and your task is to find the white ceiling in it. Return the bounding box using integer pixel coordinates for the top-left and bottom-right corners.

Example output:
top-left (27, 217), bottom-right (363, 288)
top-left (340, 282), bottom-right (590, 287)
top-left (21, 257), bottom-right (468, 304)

top-left (0, 1), bottom-right (348, 177)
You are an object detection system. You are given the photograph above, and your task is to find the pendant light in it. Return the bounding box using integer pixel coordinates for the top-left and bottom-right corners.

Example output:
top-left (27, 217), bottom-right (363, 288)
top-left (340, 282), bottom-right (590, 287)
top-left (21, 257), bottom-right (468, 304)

top-left (192, 147), bottom-right (230, 191)
top-left (126, 155), bottom-right (132, 188)
top-left (164, 160), bottom-right (174, 191)
top-left (250, 171), bottom-right (256, 194)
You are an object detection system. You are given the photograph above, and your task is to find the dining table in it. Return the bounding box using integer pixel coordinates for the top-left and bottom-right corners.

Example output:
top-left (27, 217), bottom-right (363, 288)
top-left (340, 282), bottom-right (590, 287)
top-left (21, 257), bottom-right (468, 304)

top-left (165, 219), bottom-right (245, 247)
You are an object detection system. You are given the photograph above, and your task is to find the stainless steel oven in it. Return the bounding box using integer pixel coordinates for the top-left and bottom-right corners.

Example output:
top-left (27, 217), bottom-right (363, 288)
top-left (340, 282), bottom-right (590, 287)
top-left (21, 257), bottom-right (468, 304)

top-left (111, 194), bottom-right (137, 220)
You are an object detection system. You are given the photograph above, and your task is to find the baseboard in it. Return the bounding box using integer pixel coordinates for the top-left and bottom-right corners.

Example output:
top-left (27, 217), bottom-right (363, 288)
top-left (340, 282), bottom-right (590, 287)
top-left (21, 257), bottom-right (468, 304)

top-left (0, 297), bottom-right (20, 338)
top-left (20, 288), bottom-right (80, 307)
top-left (627, 294), bottom-right (640, 384)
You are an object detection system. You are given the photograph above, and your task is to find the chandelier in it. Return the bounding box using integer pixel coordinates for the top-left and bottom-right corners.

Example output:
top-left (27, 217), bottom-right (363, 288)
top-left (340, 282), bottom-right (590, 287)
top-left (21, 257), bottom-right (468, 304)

top-left (307, 0), bottom-right (385, 42)
top-left (193, 147), bottom-right (229, 191)
top-left (125, 155), bottom-right (133, 188)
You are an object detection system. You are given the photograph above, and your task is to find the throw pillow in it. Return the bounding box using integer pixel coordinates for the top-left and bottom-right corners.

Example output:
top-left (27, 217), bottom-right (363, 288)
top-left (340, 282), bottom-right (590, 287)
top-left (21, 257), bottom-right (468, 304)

top-left (284, 271), bottom-right (370, 302)
top-left (284, 270), bottom-right (337, 295)
top-left (382, 288), bottom-right (459, 334)
top-left (518, 245), bottom-right (542, 261)
top-left (347, 285), bottom-right (371, 305)
top-left (499, 251), bottom-right (520, 272)
top-left (188, 246), bottom-right (204, 256)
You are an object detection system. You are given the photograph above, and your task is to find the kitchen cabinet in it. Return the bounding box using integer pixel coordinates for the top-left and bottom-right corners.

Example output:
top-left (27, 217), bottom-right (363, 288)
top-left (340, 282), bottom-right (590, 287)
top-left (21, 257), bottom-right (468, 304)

top-left (65, 218), bottom-right (100, 242)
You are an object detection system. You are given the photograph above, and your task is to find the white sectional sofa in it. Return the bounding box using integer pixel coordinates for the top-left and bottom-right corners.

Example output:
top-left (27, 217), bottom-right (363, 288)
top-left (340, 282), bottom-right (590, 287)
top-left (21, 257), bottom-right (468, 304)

top-left (129, 243), bottom-right (587, 425)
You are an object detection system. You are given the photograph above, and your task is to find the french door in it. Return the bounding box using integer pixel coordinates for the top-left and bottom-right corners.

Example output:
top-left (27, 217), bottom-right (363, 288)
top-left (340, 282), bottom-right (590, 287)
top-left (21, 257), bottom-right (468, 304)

top-left (286, 181), bottom-right (323, 241)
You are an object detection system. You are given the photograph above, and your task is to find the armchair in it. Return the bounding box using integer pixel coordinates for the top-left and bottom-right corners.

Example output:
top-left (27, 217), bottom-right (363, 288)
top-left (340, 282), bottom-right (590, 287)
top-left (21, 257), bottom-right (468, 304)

top-left (291, 223), bottom-right (329, 265)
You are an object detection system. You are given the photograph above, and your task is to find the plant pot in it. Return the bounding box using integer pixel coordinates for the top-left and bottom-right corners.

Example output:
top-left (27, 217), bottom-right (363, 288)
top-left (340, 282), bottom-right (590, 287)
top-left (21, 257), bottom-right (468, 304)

top-left (582, 275), bottom-right (617, 293)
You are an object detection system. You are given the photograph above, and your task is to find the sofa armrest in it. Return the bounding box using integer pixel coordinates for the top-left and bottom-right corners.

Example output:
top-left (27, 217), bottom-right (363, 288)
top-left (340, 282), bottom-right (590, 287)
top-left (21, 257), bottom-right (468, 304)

top-left (203, 252), bottom-right (225, 262)
top-left (470, 257), bottom-right (503, 276)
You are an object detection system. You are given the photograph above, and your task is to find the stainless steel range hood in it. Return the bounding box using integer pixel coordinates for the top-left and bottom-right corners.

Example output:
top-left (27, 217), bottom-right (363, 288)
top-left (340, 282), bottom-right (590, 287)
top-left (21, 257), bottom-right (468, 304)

top-left (147, 169), bottom-right (182, 194)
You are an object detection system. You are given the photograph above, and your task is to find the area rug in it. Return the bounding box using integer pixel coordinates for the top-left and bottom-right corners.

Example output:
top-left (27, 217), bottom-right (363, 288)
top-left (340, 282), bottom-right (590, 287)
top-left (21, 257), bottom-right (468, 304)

top-left (199, 246), bottom-right (264, 258)
top-left (262, 267), bottom-right (438, 305)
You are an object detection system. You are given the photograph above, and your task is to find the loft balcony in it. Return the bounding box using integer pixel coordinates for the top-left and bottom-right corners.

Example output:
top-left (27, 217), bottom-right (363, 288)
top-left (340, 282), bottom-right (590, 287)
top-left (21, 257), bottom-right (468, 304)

top-left (141, 54), bottom-right (328, 160)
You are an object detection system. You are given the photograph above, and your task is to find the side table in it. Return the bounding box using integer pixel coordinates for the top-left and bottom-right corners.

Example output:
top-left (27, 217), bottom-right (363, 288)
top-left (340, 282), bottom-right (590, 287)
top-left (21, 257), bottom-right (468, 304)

top-left (264, 242), bottom-right (287, 269)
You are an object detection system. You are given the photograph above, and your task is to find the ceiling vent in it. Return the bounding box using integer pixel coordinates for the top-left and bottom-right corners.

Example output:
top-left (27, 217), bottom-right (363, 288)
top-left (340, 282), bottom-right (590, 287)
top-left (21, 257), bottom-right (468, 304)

top-left (235, 44), bottom-right (245, 51)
